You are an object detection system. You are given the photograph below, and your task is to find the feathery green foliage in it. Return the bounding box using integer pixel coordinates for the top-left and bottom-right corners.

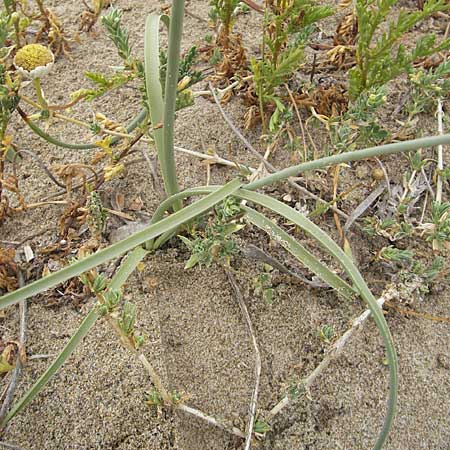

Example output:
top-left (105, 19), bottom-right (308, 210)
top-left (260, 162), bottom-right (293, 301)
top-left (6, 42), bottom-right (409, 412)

top-left (209, 0), bottom-right (241, 37)
top-left (159, 44), bottom-right (203, 109)
top-left (72, 71), bottom-right (134, 101)
top-left (350, 0), bottom-right (450, 99)
top-left (422, 201), bottom-right (450, 250)
top-left (252, 0), bottom-right (333, 131)
top-left (101, 7), bottom-right (132, 62)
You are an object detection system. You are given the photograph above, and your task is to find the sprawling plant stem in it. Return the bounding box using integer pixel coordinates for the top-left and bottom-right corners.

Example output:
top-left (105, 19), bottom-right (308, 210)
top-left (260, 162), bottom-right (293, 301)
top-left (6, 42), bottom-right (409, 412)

top-left (18, 107), bottom-right (148, 150)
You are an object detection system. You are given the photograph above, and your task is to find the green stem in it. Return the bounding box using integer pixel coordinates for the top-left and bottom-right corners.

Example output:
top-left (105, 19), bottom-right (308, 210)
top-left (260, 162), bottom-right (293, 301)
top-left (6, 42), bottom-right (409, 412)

top-left (162, 0), bottom-right (185, 209)
top-left (246, 133), bottom-right (450, 191)
top-left (17, 107), bottom-right (147, 150)
top-left (33, 78), bottom-right (48, 111)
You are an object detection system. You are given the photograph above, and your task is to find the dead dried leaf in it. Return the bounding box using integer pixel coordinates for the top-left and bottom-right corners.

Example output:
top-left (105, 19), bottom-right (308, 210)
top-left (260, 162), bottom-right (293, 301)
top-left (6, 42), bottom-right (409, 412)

top-left (128, 196), bottom-right (144, 212)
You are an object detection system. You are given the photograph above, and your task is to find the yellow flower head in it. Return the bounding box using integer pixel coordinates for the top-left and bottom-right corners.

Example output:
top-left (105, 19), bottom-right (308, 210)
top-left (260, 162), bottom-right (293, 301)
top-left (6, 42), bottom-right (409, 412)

top-left (14, 44), bottom-right (54, 79)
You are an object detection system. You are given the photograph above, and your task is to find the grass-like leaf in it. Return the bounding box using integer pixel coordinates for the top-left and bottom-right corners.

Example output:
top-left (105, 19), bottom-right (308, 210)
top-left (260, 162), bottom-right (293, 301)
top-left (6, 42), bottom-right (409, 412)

top-left (162, 0), bottom-right (184, 205)
top-left (246, 132), bottom-right (450, 191)
top-left (237, 190), bottom-right (397, 450)
top-left (0, 179), bottom-right (242, 310)
top-left (144, 13), bottom-right (182, 204)
top-left (242, 206), bottom-right (356, 300)
top-left (0, 247), bottom-right (149, 428)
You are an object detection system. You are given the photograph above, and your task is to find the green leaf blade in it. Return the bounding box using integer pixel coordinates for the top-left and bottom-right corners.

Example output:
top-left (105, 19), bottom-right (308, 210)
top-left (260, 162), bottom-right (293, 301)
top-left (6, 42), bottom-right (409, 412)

top-left (0, 180), bottom-right (242, 310)
top-left (237, 189), bottom-right (398, 450)
top-left (243, 206), bottom-right (356, 300)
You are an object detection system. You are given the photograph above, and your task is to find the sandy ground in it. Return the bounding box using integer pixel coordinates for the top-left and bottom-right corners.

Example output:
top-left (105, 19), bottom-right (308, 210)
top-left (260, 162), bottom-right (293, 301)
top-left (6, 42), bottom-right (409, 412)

top-left (0, 1), bottom-right (449, 449)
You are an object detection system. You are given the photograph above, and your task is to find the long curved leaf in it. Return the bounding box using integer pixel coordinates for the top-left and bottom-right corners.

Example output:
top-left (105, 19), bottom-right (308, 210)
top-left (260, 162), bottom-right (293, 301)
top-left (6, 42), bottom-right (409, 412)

top-left (161, 1), bottom-right (184, 202)
top-left (144, 14), bottom-right (170, 186)
top-left (0, 246), bottom-right (149, 427)
top-left (0, 179), bottom-right (242, 310)
top-left (237, 189), bottom-right (397, 450)
top-left (246, 133), bottom-right (450, 190)
top-left (242, 206), bottom-right (356, 300)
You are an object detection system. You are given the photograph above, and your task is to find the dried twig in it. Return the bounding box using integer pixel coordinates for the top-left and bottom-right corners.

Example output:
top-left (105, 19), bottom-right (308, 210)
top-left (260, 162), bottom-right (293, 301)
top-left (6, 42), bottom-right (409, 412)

top-left (28, 354), bottom-right (53, 360)
top-left (285, 84), bottom-right (308, 161)
top-left (241, 244), bottom-right (328, 288)
top-left (267, 277), bottom-right (422, 420)
top-left (241, 0), bottom-right (264, 13)
top-left (140, 148), bottom-right (165, 201)
top-left (209, 82), bottom-right (273, 172)
top-left (343, 183), bottom-right (386, 234)
top-left (12, 149), bottom-right (66, 189)
top-left (421, 166), bottom-right (435, 198)
top-left (0, 442), bottom-right (29, 450)
top-left (384, 301), bottom-right (450, 324)
top-left (175, 145), bottom-right (256, 171)
top-left (177, 404), bottom-right (246, 438)
top-left (226, 270), bottom-right (261, 450)
top-left (185, 8), bottom-right (207, 23)
top-left (374, 157), bottom-right (391, 199)
top-left (117, 131), bottom-right (145, 160)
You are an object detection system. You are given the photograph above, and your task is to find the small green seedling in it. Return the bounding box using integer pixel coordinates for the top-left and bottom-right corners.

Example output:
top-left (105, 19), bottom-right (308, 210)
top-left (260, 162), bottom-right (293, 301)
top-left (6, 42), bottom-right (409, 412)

top-left (421, 201), bottom-right (450, 251)
top-left (254, 419), bottom-right (271, 434)
top-left (363, 217), bottom-right (413, 241)
top-left (331, 86), bottom-right (388, 151)
top-left (377, 246), bottom-right (414, 263)
top-left (318, 324), bottom-right (334, 344)
top-left (145, 388), bottom-right (185, 408)
top-left (180, 197), bottom-right (245, 269)
top-left (253, 264), bottom-right (276, 304)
